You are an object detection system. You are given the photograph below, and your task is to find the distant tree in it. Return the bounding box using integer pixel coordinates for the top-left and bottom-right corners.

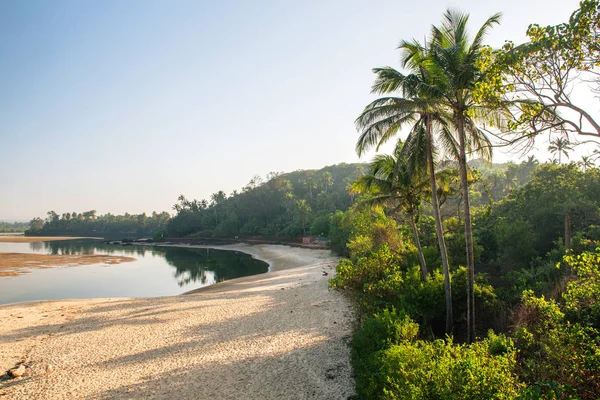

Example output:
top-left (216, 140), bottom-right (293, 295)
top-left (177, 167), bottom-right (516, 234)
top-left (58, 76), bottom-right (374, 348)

top-left (578, 155), bottom-right (595, 172)
top-left (548, 137), bottom-right (573, 163)
top-left (320, 171), bottom-right (334, 193)
top-left (294, 199), bottom-right (312, 235)
top-left (29, 217), bottom-right (44, 232)
top-left (302, 174), bottom-right (317, 204)
top-left (522, 155), bottom-right (539, 168)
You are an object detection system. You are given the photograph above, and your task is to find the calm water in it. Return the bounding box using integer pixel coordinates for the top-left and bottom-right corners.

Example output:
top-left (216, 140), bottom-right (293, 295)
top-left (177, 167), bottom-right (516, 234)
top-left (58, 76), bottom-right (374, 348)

top-left (0, 240), bottom-right (268, 305)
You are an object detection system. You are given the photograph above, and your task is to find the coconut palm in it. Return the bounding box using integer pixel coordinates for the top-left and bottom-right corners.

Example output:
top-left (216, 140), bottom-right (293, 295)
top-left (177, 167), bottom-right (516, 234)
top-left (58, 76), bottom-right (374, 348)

top-left (294, 199), bottom-right (311, 235)
top-left (355, 47), bottom-right (456, 333)
top-left (352, 142), bottom-right (431, 280)
top-left (579, 155), bottom-right (595, 172)
top-left (302, 175), bottom-right (317, 205)
top-left (548, 137), bottom-right (573, 164)
top-left (320, 171), bottom-right (334, 193)
top-left (522, 155), bottom-right (539, 168)
top-left (419, 9), bottom-right (501, 342)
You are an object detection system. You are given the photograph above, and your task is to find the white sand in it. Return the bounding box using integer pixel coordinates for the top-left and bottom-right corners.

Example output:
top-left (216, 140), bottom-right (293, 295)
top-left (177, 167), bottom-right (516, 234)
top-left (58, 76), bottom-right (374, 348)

top-left (0, 244), bottom-right (355, 399)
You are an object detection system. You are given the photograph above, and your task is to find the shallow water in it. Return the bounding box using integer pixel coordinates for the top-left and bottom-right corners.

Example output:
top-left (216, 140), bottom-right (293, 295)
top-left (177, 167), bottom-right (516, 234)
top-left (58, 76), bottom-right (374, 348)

top-left (0, 240), bottom-right (268, 305)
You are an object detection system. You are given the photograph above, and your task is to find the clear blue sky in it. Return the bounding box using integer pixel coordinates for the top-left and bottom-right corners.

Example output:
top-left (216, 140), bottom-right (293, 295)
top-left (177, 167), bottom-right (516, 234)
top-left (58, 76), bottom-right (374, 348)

top-left (0, 0), bottom-right (582, 220)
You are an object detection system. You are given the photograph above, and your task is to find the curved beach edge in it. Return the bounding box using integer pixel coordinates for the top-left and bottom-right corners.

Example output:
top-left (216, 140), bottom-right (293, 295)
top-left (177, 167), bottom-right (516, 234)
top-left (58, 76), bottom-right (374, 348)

top-left (0, 244), bottom-right (356, 400)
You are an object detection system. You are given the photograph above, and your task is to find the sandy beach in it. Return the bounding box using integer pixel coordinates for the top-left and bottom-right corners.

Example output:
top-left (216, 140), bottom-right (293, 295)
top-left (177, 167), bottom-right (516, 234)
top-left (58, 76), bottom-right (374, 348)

top-left (0, 244), bottom-right (355, 399)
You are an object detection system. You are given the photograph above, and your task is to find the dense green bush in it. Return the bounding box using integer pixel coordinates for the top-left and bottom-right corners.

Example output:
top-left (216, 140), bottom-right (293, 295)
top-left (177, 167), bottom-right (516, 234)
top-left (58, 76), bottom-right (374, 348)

top-left (513, 251), bottom-right (600, 399)
top-left (562, 250), bottom-right (600, 329)
top-left (332, 247), bottom-right (501, 337)
top-left (331, 246), bottom-right (445, 330)
top-left (328, 205), bottom-right (414, 259)
top-left (309, 214), bottom-right (332, 236)
top-left (351, 308), bottom-right (420, 398)
top-left (353, 326), bottom-right (522, 399)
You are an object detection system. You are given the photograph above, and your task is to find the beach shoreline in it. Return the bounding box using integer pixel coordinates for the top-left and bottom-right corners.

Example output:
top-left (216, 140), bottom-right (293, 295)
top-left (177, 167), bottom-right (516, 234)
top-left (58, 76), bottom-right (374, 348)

top-left (0, 243), bottom-right (355, 399)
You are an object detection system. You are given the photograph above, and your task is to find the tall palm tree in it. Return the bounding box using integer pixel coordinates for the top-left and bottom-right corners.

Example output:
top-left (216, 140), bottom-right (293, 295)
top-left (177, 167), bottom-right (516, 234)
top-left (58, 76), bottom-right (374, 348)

top-left (579, 155), bottom-right (595, 172)
top-left (351, 142), bottom-right (431, 280)
top-left (422, 9), bottom-right (501, 342)
top-left (355, 50), bottom-right (456, 333)
top-left (302, 175), bottom-right (317, 205)
top-left (548, 137), bottom-right (573, 164)
top-left (320, 171), bottom-right (334, 193)
top-left (295, 199), bottom-right (311, 235)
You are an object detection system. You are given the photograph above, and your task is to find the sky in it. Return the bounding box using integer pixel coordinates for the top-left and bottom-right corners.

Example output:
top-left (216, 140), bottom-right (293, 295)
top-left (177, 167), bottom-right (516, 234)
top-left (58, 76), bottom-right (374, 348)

top-left (0, 0), bottom-right (591, 220)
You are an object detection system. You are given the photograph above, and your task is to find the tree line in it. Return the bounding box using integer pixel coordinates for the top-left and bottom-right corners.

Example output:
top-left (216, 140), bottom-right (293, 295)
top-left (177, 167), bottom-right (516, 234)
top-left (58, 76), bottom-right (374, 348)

top-left (0, 221), bottom-right (29, 233)
top-left (26, 210), bottom-right (171, 238)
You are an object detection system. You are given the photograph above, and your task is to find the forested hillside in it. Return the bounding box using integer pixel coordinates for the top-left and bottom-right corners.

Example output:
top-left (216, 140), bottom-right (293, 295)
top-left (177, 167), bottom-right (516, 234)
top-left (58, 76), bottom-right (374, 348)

top-left (166, 163), bottom-right (367, 238)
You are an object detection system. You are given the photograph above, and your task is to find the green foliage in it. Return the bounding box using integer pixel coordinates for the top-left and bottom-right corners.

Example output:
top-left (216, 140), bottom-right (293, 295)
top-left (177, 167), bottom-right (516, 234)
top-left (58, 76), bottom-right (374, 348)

top-left (27, 210), bottom-right (171, 238)
top-left (167, 163), bottom-right (365, 239)
top-left (332, 246), bottom-right (499, 339)
top-left (331, 246), bottom-right (431, 318)
top-left (562, 250), bottom-right (600, 329)
top-left (0, 221), bottom-right (29, 233)
top-left (444, 216), bottom-right (485, 267)
top-left (476, 164), bottom-right (600, 271)
top-left (477, 0), bottom-right (600, 138)
top-left (309, 214), bottom-right (331, 237)
top-left (513, 250), bottom-right (600, 398)
top-left (351, 308), bottom-right (420, 398)
top-left (327, 204), bottom-right (412, 259)
top-left (357, 331), bottom-right (522, 399)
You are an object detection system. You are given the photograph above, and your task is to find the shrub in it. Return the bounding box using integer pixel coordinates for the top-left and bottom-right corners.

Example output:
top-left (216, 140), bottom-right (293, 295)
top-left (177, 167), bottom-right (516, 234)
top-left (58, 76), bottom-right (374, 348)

top-left (562, 250), bottom-right (600, 329)
top-left (351, 309), bottom-right (419, 399)
top-left (372, 333), bottom-right (522, 399)
top-left (514, 290), bottom-right (600, 398)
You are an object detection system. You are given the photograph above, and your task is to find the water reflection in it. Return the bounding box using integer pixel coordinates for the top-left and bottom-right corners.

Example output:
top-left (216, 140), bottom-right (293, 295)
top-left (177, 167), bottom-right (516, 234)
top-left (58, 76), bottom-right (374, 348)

top-left (1, 241), bottom-right (268, 304)
top-left (32, 240), bottom-right (149, 256)
top-left (29, 241), bottom-right (44, 251)
top-left (160, 247), bottom-right (268, 287)
top-left (26, 240), bottom-right (268, 287)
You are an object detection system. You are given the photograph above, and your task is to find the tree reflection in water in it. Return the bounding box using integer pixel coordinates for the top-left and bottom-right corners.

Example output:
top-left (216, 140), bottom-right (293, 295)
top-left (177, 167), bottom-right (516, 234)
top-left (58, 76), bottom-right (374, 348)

top-left (160, 247), bottom-right (267, 287)
top-left (27, 241), bottom-right (268, 288)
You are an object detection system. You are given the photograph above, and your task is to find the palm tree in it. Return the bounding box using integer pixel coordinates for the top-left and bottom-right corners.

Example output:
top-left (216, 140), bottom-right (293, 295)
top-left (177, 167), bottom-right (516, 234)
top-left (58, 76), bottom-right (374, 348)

top-left (352, 142), bottom-right (430, 280)
top-left (302, 174), bottom-right (317, 205)
top-left (295, 199), bottom-right (311, 235)
top-left (422, 9), bottom-right (501, 342)
top-left (548, 137), bottom-right (573, 164)
top-left (210, 191), bottom-right (227, 226)
top-left (579, 155), bottom-right (595, 172)
top-left (522, 155), bottom-right (539, 168)
top-left (320, 171), bottom-right (334, 193)
top-left (355, 46), bottom-right (456, 333)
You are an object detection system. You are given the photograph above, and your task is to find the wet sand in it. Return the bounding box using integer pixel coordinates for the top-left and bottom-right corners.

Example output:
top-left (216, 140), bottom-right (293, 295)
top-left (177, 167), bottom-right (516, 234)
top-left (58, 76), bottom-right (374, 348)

top-left (0, 252), bottom-right (136, 277)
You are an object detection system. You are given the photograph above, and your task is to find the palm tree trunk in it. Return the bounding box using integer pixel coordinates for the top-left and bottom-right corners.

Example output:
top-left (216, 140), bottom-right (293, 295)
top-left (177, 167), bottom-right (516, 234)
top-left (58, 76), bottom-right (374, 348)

top-left (408, 214), bottom-right (428, 281)
top-left (456, 117), bottom-right (476, 343)
top-left (426, 118), bottom-right (453, 334)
